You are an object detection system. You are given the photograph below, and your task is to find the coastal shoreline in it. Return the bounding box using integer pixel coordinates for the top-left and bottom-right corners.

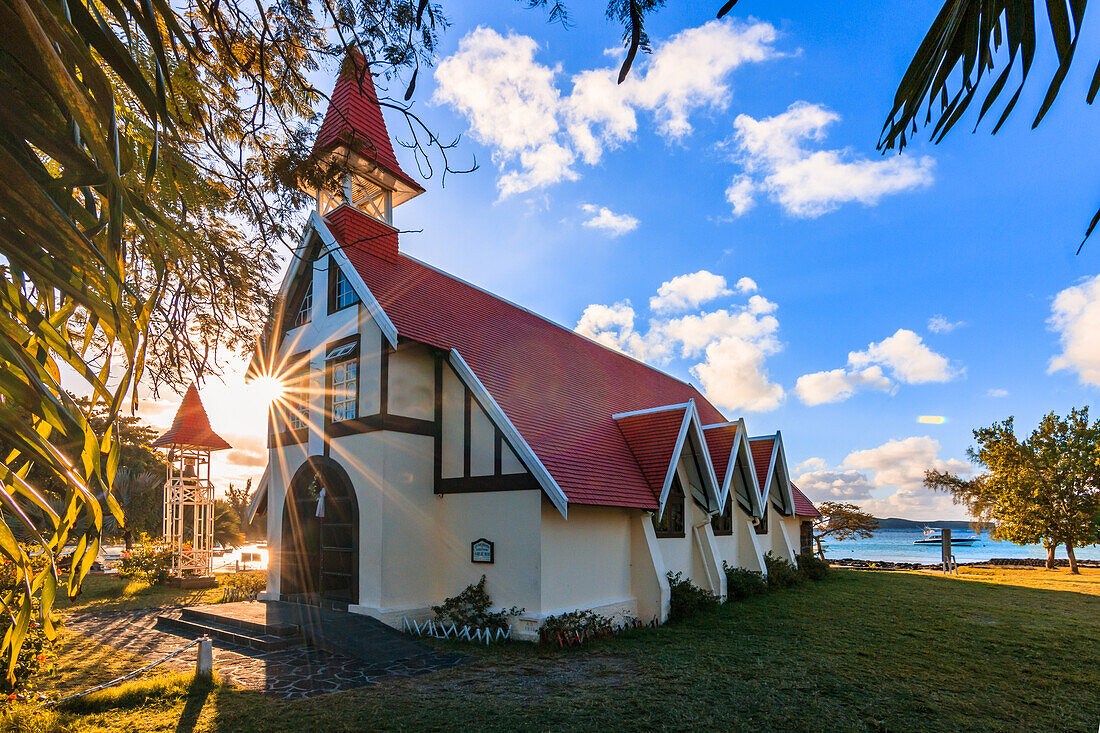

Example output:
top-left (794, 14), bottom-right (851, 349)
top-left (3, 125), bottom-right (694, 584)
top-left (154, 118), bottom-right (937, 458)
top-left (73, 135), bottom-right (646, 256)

top-left (828, 557), bottom-right (1100, 571)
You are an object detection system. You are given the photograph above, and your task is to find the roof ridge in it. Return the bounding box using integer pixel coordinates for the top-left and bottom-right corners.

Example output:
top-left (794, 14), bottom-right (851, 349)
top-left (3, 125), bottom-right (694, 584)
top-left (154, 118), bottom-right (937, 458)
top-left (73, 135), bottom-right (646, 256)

top-left (612, 402), bottom-right (691, 420)
top-left (398, 252), bottom-right (712, 397)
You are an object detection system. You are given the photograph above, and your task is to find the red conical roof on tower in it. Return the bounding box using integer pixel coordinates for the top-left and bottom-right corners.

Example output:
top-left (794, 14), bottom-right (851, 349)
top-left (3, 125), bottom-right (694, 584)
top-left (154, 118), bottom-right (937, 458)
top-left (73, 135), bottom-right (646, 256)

top-left (152, 384), bottom-right (232, 451)
top-left (312, 52), bottom-right (424, 195)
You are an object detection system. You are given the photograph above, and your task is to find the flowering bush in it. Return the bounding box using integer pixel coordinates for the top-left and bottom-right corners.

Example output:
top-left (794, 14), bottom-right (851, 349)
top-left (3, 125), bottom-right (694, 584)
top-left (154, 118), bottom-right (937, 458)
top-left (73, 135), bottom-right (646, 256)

top-left (539, 609), bottom-right (613, 643)
top-left (117, 534), bottom-right (173, 584)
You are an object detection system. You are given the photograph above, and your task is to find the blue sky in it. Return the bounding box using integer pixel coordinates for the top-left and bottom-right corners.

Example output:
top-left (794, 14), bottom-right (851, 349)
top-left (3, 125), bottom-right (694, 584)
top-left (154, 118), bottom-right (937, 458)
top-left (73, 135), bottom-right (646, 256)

top-left (150, 2), bottom-right (1100, 519)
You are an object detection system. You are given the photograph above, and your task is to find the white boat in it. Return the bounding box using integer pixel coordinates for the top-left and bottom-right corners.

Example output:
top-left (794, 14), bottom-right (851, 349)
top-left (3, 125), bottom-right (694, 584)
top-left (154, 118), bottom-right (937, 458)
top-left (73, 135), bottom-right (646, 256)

top-left (914, 527), bottom-right (979, 545)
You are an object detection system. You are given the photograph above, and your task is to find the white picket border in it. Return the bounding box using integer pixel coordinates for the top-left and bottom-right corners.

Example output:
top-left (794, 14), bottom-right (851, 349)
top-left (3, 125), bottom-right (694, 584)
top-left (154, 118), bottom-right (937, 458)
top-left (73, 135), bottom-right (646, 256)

top-left (402, 617), bottom-right (511, 644)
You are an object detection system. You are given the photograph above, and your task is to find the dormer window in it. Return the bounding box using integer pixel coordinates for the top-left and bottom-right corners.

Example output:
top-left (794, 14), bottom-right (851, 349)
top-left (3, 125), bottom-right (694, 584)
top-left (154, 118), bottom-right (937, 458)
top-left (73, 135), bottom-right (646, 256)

top-left (654, 476), bottom-right (685, 538)
top-left (711, 494), bottom-right (733, 536)
top-left (329, 258), bottom-right (359, 313)
top-left (293, 282), bottom-right (313, 328)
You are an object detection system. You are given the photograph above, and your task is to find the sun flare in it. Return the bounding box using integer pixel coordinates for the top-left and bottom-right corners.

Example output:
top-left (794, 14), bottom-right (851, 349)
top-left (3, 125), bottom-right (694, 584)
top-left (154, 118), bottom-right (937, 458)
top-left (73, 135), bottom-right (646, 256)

top-left (251, 375), bottom-right (285, 405)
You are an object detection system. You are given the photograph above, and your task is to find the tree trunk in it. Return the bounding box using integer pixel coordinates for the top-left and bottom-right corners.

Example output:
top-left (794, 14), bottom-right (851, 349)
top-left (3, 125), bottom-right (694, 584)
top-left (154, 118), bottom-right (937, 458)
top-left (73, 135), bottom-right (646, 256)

top-left (815, 536), bottom-right (825, 560)
top-left (1045, 543), bottom-right (1056, 570)
top-left (123, 529), bottom-right (133, 552)
top-left (1066, 543), bottom-right (1079, 574)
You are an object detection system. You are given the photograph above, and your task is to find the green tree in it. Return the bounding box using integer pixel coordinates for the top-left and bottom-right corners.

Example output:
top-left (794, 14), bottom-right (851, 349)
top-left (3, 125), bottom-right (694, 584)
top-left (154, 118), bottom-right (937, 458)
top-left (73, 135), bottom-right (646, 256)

top-left (875, 0), bottom-right (1100, 247)
top-left (213, 500), bottom-right (241, 548)
top-left (925, 408), bottom-right (1100, 574)
top-left (106, 469), bottom-right (163, 551)
top-left (812, 502), bottom-right (880, 560)
top-left (225, 479), bottom-right (255, 540)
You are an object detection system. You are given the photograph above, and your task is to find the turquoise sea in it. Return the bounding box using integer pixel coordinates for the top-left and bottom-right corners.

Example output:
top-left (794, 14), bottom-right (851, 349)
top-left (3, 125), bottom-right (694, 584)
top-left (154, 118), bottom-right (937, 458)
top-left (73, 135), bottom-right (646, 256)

top-left (823, 528), bottom-right (1100, 564)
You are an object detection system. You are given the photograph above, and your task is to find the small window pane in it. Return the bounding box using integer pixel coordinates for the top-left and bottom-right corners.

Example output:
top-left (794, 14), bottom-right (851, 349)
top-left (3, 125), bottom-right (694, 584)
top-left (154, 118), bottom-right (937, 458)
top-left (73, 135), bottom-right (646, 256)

top-left (711, 494), bottom-right (733, 536)
top-left (655, 477), bottom-right (685, 538)
top-left (335, 269), bottom-right (358, 310)
top-left (329, 350), bottom-right (358, 423)
top-left (293, 282), bottom-right (313, 328)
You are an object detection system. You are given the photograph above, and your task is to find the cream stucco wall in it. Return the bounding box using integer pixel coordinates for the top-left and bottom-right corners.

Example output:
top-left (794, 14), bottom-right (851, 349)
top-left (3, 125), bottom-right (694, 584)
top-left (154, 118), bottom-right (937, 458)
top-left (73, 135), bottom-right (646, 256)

top-left (538, 502), bottom-right (634, 618)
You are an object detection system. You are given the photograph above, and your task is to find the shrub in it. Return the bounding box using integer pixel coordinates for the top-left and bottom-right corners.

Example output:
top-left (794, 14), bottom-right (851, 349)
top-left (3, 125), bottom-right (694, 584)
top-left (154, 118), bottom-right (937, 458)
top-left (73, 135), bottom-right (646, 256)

top-left (222, 571), bottom-right (266, 597)
top-left (723, 562), bottom-right (767, 600)
top-left (432, 575), bottom-right (523, 632)
top-left (666, 571), bottom-right (719, 621)
top-left (797, 553), bottom-right (829, 581)
top-left (116, 534), bottom-right (172, 585)
top-left (763, 552), bottom-right (803, 589)
top-left (539, 609), bottom-right (614, 644)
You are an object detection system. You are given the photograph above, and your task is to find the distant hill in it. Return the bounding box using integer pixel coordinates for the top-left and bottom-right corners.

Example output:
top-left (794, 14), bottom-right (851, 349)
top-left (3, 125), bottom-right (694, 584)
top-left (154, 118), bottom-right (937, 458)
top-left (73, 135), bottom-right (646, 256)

top-left (873, 517), bottom-right (983, 530)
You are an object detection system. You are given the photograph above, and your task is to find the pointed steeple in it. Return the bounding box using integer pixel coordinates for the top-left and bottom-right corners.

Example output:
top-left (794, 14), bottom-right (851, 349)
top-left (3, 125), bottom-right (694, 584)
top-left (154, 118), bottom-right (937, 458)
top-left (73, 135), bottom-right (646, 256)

top-left (152, 384), bottom-right (232, 451)
top-left (307, 52), bottom-right (424, 220)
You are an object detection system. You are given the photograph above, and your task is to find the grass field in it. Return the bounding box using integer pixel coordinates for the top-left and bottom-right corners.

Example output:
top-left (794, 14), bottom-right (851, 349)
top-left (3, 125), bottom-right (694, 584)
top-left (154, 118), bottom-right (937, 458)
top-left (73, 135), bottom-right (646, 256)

top-left (4, 567), bottom-right (1098, 732)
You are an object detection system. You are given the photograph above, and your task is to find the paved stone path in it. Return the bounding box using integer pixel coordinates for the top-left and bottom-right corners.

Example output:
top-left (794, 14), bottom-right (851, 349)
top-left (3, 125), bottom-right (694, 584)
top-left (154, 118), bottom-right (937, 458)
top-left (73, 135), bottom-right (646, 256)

top-left (65, 609), bottom-right (468, 699)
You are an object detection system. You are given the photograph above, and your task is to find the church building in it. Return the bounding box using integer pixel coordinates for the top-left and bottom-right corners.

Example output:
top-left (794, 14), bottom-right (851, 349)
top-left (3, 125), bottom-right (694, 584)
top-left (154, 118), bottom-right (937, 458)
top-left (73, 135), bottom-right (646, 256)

top-left (248, 54), bottom-right (819, 639)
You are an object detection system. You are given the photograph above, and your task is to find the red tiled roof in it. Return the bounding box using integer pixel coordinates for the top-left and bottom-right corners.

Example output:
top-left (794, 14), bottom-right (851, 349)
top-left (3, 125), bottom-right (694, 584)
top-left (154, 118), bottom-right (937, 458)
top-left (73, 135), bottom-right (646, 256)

top-left (325, 205), bottom-right (399, 263)
top-left (790, 483), bottom-right (821, 518)
top-left (749, 437), bottom-right (775, 498)
top-left (152, 384), bottom-right (231, 451)
top-left (313, 53), bottom-right (423, 194)
top-left (614, 406), bottom-right (689, 501)
top-left (702, 423), bottom-right (738, 493)
top-left (334, 207), bottom-right (727, 510)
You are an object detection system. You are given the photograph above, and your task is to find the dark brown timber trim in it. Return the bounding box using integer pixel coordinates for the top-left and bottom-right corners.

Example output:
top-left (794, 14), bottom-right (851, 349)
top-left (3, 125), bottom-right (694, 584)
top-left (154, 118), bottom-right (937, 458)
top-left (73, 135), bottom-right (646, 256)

top-left (327, 413), bottom-right (434, 439)
top-left (437, 473), bottom-right (540, 494)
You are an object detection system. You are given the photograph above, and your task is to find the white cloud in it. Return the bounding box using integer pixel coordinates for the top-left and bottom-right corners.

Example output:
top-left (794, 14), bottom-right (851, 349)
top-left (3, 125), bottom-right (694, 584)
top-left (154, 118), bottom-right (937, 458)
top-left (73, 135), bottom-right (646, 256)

top-left (843, 436), bottom-right (970, 491)
top-left (436, 20), bottom-right (781, 196)
top-left (580, 204), bottom-right (639, 237)
top-left (796, 469), bottom-right (876, 501)
top-left (795, 328), bottom-right (958, 406)
top-left (848, 329), bottom-right (958, 384)
top-left (692, 334), bottom-right (784, 412)
top-left (734, 276), bottom-right (758, 294)
top-left (728, 101), bottom-right (935, 218)
top-left (794, 457), bottom-right (827, 474)
top-left (725, 177), bottom-right (757, 216)
top-left (987, 388), bottom-right (1009, 398)
top-left (434, 27), bottom-right (577, 197)
top-left (1048, 273), bottom-right (1100, 386)
top-left (928, 315), bottom-right (965, 334)
top-left (577, 272), bottom-right (784, 413)
top-left (649, 270), bottom-right (733, 314)
top-left (797, 437), bottom-right (974, 519)
top-left (794, 365), bottom-right (893, 406)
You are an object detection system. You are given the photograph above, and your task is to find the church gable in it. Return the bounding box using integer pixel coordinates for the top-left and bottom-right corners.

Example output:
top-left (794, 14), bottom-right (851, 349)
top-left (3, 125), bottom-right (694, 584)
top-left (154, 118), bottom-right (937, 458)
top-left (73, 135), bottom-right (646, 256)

top-left (437, 355), bottom-right (537, 493)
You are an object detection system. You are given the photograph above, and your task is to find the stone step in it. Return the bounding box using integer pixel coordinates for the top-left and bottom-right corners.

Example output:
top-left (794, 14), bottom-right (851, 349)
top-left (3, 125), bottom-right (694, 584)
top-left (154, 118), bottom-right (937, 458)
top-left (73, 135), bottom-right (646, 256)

top-left (155, 611), bottom-right (303, 652)
top-left (181, 605), bottom-right (299, 638)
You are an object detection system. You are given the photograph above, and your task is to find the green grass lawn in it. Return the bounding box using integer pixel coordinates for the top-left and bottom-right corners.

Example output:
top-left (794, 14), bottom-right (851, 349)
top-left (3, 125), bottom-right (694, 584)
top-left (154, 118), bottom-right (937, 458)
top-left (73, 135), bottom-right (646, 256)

top-left (5, 568), bottom-right (1099, 732)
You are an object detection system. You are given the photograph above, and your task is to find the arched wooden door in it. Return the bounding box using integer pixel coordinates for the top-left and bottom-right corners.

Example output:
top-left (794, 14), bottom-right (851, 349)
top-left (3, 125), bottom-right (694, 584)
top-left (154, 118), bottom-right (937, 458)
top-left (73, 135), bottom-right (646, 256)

top-left (281, 457), bottom-right (358, 607)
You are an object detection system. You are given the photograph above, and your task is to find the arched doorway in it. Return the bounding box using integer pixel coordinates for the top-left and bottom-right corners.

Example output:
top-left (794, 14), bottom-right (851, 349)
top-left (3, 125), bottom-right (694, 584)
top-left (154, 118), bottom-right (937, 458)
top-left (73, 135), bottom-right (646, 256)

top-left (281, 457), bottom-right (358, 607)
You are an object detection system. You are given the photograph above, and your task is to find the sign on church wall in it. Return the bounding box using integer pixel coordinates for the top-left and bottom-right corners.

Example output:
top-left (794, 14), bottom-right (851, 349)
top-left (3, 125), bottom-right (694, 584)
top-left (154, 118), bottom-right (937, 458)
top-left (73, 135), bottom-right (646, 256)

top-left (471, 538), bottom-right (494, 564)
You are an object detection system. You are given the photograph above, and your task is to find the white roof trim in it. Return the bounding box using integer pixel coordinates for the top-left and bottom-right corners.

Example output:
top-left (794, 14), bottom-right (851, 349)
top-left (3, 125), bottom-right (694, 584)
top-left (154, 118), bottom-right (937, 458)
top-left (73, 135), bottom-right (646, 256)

top-left (612, 402), bottom-right (692, 420)
top-left (246, 221), bottom-right (318, 379)
top-left (246, 465), bottom-right (269, 524)
top-left (656, 400), bottom-right (721, 518)
top-left (311, 212), bottom-right (399, 350)
top-left (687, 401), bottom-right (722, 512)
top-left (709, 419), bottom-right (747, 509)
top-left (448, 349), bottom-right (569, 519)
top-left (656, 406), bottom-right (693, 519)
top-left (770, 431), bottom-right (796, 516)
